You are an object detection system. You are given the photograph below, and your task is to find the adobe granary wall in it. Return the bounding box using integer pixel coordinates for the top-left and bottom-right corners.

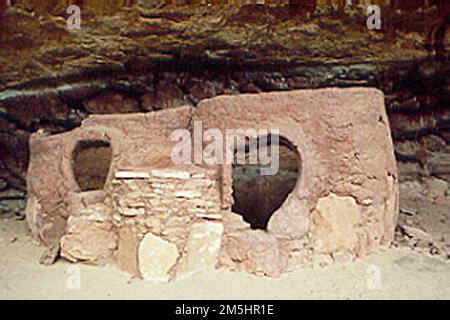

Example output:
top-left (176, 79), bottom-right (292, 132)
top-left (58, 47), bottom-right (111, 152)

top-left (25, 87), bottom-right (399, 280)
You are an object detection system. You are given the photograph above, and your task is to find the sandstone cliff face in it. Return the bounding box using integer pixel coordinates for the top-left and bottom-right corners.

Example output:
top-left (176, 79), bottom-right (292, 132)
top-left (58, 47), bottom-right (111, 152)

top-left (0, 3), bottom-right (448, 209)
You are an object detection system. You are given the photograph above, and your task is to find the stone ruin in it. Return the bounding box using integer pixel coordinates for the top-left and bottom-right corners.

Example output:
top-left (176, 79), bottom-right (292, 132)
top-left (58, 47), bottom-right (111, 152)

top-left (25, 87), bottom-right (399, 281)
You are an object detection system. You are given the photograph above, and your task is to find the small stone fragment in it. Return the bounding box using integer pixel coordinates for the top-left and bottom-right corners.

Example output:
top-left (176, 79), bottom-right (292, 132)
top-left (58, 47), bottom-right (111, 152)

top-left (149, 169), bottom-right (190, 180)
top-left (312, 254), bottom-right (334, 268)
top-left (174, 190), bottom-right (201, 199)
top-left (400, 225), bottom-right (433, 244)
top-left (39, 243), bottom-right (60, 266)
top-left (331, 250), bottom-right (355, 263)
top-left (115, 171), bottom-right (151, 179)
top-left (119, 207), bottom-right (145, 217)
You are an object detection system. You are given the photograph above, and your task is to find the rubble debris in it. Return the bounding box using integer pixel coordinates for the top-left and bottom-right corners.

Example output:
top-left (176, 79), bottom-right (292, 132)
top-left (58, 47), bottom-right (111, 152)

top-left (39, 243), bottom-right (60, 266)
top-left (399, 224), bottom-right (434, 244)
top-left (400, 208), bottom-right (418, 216)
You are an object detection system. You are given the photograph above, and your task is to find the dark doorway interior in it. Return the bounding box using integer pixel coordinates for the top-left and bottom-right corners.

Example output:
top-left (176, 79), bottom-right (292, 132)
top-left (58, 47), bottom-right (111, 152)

top-left (72, 140), bottom-right (112, 191)
top-left (231, 135), bottom-right (301, 230)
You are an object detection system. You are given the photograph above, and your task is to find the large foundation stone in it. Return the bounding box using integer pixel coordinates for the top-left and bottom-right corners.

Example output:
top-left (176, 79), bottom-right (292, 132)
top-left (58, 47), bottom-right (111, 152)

top-left (138, 233), bottom-right (179, 282)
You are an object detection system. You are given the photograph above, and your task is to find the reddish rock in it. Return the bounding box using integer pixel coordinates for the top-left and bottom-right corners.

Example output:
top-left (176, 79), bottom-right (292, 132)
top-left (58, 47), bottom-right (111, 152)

top-left (84, 91), bottom-right (140, 114)
top-left (140, 81), bottom-right (188, 111)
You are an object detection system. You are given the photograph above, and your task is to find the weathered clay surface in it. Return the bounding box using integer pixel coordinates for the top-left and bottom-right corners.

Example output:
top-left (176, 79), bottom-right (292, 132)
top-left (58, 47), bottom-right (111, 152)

top-left (195, 88), bottom-right (399, 273)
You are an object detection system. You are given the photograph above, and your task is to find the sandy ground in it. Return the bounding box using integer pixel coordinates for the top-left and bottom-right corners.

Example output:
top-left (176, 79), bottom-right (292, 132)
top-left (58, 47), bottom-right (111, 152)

top-left (1, 216), bottom-right (449, 300)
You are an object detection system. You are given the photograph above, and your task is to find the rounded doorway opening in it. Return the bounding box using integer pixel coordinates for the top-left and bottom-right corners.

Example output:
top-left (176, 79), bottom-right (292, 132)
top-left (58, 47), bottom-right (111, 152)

top-left (72, 140), bottom-right (112, 191)
top-left (231, 135), bottom-right (301, 230)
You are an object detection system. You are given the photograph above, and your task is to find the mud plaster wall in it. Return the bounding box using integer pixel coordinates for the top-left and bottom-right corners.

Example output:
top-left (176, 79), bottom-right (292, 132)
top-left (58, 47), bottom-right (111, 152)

top-left (25, 87), bottom-right (399, 278)
top-left (26, 107), bottom-right (192, 246)
top-left (195, 88), bottom-right (399, 274)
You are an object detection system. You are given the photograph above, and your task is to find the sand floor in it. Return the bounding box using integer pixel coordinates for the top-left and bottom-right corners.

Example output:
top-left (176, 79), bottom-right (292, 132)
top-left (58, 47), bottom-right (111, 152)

top-left (1, 217), bottom-right (449, 300)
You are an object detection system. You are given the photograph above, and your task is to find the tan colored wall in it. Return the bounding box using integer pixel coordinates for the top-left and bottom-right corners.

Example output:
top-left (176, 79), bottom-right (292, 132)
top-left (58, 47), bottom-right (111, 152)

top-left (25, 107), bottom-right (192, 246)
top-left (194, 88), bottom-right (399, 274)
